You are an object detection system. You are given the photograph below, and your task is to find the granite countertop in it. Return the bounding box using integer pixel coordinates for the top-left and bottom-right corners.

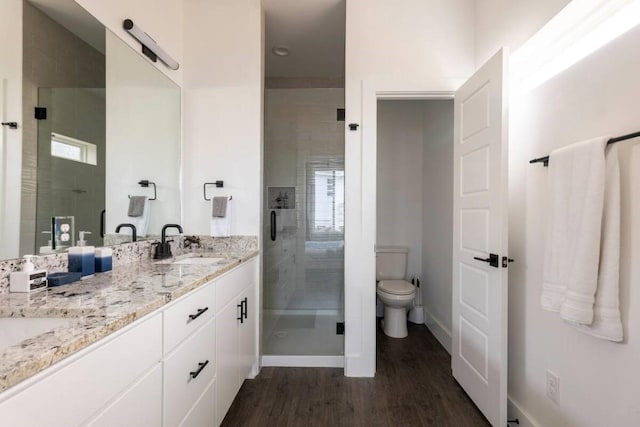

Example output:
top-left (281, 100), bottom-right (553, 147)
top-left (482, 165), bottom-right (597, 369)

top-left (0, 250), bottom-right (259, 394)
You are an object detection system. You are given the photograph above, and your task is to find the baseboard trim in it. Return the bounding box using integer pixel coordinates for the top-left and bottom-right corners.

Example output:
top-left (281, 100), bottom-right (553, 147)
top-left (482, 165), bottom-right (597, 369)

top-left (508, 396), bottom-right (541, 427)
top-left (261, 355), bottom-right (344, 368)
top-left (423, 308), bottom-right (452, 354)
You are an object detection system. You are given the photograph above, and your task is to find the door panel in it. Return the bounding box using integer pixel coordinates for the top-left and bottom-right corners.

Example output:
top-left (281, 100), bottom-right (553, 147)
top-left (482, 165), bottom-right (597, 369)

top-left (452, 48), bottom-right (509, 426)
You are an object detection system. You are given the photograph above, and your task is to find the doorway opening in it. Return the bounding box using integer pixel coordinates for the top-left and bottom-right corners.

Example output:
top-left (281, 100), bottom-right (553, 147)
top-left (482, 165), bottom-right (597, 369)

top-left (375, 98), bottom-right (454, 351)
top-left (261, 0), bottom-right (346, 367)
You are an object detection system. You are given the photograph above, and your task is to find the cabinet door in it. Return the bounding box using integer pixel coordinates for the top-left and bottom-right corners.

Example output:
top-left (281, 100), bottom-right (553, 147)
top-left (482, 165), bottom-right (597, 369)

top-left (215, 299), bottom-right (242, 426)
top-left (238, 283), bottom-right (256, 383)
top-left (86, 364), bottom-right (162, 427)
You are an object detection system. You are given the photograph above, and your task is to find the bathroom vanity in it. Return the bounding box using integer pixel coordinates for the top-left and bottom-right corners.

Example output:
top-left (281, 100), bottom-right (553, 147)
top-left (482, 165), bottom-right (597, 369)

top-left (0, 252), bottom-right (258, 427)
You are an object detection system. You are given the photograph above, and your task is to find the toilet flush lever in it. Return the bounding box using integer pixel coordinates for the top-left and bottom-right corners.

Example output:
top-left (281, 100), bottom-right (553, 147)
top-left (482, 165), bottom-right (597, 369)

top-left (473, 253), bottom-right (499, 268)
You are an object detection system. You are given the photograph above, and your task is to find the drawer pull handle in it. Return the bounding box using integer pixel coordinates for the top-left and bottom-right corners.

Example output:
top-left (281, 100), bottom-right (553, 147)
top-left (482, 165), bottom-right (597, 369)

top-left (188, 307), bottom-right (209, 322)
top-left (242, 297), bottom-right (248, 320)
top-left (237, 302), bottom-right (244, 324)
top-left (189, 360), bottom-right (209, 379)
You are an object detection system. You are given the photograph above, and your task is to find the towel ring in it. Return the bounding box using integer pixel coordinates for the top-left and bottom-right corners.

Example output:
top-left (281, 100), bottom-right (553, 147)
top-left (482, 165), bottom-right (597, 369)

top-left (128, 180), bottom-right (157, 200)
top-left (203, 181), bottom-right (229, 201)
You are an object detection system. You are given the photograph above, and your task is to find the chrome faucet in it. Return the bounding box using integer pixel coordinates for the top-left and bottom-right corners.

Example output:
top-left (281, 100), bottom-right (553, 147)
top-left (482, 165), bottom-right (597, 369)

top-left (115, 223), bottom-right (137, 242)
top-left (153, 224), bottom-right (183, 260)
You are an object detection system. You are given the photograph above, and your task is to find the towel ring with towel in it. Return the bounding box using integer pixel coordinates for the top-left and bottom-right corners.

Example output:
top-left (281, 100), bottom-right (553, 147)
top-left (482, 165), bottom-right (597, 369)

top-left (128, 180), bottom-right (157, 200)
top-left (204, 181), bottom-right (231, 201)
top-left (529, 130), bottom-right (640, 166)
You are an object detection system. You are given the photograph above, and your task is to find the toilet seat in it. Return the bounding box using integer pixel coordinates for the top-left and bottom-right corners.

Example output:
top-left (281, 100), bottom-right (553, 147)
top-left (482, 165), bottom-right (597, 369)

top-left (378, 279), bottom-right (415, 295)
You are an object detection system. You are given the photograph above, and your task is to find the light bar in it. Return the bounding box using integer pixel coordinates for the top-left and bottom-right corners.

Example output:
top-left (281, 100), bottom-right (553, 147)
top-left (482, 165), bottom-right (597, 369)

top-left (123, 19), bottom-right (179, 71)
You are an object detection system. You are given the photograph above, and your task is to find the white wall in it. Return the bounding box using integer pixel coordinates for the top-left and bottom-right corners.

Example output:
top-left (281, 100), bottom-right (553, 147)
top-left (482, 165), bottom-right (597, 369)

top-left (345, 0), bottom-right (474, 377)
top-left (508, 24), bottom-right (640, 427)
top-left (182, 0), bottom-right (262, 236)
top-left (74, 0), bottom-right (183, 85)
top-left (421, 100), bottom-right (454, 347)
top-left (474, 0), bottom-right (570, 66)
top-left (376, 101), bottom-right (425, 279)
top-left (0, 0), bottom-right (22, 260)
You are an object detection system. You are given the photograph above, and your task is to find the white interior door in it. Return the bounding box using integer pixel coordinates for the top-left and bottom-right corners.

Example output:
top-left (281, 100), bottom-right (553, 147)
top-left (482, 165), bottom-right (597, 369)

top-left (452, 48), bottom-right (509, 426)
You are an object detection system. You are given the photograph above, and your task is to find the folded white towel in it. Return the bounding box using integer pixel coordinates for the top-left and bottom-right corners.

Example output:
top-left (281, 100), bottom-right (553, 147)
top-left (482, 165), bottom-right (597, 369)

top-left (127, 197), bottom-right (151, 237)
top-left (210, 197), bottom-right (232, 237)
top-left (570, 144), bottom-right (623, 341)
top-left (541, 136), bottom-right (608, 324)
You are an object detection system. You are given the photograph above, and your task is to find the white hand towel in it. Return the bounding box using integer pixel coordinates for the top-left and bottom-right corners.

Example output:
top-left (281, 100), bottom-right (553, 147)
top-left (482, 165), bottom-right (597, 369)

top-left (210, 197), bottom-right (232, 237)
top-left (541, 137), bottom-right (608, 325)
top-left (127, 197), bottom-right (151, 237)
top-left (570, 144), bottom-right (623, 341)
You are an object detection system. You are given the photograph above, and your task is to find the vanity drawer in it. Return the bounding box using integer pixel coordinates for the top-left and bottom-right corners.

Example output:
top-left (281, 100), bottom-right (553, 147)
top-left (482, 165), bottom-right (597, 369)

top-left (216, 258), bottom-right (257, 311)
top-left (164, 316), bottom-right (216, 427)
top-left (178, 378), bottom-right (216, 427)
top-left (164, 280), bottom-right (216, 353)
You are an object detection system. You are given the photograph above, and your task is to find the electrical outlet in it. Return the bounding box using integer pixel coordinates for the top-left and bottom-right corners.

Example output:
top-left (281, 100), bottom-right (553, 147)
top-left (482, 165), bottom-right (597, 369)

top-left (546, 370), bottom-right (560, 404)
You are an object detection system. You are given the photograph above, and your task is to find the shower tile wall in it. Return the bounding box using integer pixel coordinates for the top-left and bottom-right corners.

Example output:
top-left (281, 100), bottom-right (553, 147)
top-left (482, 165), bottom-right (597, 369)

top-left (21, 1), bottom-right (105, 255)
top-left (264, 88), bottom-right (345, 313)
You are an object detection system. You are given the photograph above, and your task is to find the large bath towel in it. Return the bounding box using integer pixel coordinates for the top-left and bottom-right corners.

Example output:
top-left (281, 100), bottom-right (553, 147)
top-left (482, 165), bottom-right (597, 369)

top-left (571, 144), bottom-right (623, 341)
top-left (541, 137), bottom-right (608, 324)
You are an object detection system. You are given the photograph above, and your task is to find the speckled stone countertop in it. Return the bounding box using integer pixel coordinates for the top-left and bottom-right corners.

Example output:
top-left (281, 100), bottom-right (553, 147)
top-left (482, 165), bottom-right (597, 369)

top-left (0, 250), bottom-right (258, 393)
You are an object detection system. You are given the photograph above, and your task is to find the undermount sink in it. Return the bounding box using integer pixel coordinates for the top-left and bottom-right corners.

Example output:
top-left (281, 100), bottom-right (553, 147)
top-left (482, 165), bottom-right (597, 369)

top-left (0, 317), bottom-right (73, 350)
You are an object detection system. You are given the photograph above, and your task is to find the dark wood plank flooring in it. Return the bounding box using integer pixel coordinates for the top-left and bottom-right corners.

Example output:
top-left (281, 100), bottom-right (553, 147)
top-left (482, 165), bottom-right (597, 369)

top-left (223, 321), bottom-right (489, 426)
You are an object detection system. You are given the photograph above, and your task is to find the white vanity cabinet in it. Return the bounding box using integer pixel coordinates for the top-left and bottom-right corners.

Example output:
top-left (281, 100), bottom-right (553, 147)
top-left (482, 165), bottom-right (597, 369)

top-left (215, 258), bottom-right (258, 426)
top-left (0, 257), bottom-right (258, 427)
top-left (0, 313), bottom-right (163, 427)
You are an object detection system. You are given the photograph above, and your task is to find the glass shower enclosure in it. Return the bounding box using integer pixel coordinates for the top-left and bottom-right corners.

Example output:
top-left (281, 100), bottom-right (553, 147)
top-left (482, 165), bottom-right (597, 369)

top-left (262, 88), bottom-right (345, 362)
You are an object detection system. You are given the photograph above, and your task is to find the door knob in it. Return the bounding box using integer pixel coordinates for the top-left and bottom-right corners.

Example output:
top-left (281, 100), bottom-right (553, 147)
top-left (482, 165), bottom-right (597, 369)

top-left (473, 253), bottom-right (499, 268)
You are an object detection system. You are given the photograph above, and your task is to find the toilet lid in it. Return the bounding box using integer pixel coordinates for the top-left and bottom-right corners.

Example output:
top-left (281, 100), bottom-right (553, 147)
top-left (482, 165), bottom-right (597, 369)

top-left (378, 280), bottom-right (415, 295)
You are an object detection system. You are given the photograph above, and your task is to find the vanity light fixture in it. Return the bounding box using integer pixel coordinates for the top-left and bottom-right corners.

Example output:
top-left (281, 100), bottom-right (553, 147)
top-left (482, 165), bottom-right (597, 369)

top-left (123, 19), bottom-right (179, 70)
top-left (271, 46), bottom-right (290, 57)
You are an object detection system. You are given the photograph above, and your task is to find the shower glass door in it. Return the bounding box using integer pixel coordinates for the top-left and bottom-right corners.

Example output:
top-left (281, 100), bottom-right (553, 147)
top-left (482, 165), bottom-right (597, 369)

top-left (263, 88), bottom-right (345, 359)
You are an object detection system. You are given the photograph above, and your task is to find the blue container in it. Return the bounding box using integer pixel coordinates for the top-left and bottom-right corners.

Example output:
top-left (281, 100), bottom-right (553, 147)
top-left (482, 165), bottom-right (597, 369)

top-left (95, 248), bottom-right (113, 272)
top-left (48, 272), bottom-right (82, 287)
top-left (68, 246), bottom-right (96, 278)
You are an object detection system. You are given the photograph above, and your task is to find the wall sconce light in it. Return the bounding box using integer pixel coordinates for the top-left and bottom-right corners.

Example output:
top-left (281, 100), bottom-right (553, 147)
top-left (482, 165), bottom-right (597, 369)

top-left (123, 19), bottom-right (179, 70)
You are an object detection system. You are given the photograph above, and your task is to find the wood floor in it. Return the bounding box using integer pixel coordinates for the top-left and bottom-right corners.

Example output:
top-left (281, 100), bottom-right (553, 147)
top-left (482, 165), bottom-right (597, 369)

top-left (222, 321), bottom-right (489, 427)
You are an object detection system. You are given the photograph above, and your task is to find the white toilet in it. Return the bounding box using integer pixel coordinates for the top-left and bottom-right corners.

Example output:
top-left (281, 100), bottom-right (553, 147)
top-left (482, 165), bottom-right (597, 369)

top-left (376, 246), bottom-right (416, 338)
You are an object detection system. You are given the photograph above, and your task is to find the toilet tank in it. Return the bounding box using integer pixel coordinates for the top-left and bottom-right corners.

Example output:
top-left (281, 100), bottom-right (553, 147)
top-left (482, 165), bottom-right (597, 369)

top-left (375, 246), bottom-right (408, 280)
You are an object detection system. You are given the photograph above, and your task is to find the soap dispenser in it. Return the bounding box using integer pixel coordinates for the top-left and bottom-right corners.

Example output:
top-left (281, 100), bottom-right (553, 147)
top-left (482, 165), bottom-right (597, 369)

top-left (68, 231), bottom-right (95, 279)
top-left (10, 255), bottom-right (48, 293)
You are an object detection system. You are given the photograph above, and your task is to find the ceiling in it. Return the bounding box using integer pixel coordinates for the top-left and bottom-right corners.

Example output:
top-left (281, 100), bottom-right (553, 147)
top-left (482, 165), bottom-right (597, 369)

top-left (264, 0), bottom-right (345, 80)
top-left (29, 0), bottom-right (105, 53)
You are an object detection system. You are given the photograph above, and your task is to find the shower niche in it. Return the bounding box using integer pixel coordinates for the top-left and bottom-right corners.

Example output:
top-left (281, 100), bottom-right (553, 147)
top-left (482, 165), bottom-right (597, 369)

top-left (268, 187), bottom-right (295, 210)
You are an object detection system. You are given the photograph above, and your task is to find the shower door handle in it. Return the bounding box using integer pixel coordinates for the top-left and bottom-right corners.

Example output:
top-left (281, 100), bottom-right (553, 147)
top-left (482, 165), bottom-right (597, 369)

top-left (100, 210), bottom-right (105, 238)
top-left (270, 211), bottom-right (276, 241)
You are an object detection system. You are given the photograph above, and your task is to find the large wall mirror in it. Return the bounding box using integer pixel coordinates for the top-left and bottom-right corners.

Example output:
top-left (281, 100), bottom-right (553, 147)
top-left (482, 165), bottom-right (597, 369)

top-left (17, 0), bottom-right (181, 257)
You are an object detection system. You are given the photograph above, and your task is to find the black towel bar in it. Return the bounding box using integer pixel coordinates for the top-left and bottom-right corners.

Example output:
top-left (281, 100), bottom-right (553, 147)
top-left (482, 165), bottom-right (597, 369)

top-left (529, 131), bottom-right (640, 166)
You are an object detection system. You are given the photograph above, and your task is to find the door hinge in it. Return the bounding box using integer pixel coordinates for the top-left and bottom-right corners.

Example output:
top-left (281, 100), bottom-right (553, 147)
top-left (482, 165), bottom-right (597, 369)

top-left (337, 108), bottom-right (345, 121)
top-left (34, 107), bottom-right (47, 120)
top-left (336, 322), bottom-right (345, 335)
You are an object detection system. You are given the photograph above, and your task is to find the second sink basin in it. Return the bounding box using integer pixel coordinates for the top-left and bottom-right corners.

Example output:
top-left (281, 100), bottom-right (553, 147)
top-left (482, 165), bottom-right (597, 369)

top-left (0, 317), bottom-right (73, 351)
top-left (171, 257), bottom-right (225, 265)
